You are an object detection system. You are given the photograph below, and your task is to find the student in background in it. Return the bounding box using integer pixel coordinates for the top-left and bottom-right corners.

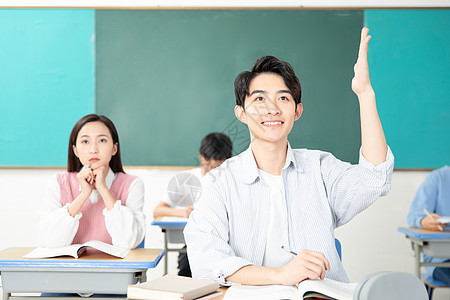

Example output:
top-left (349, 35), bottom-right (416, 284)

top-left (407, 166), bottom-right (450, 285)
top-left (153, 132), bottom-right (233, 277)
top-left (38, 114), bottom-right (145, 250)
top-left (184, 28), bottom-right (394, 285)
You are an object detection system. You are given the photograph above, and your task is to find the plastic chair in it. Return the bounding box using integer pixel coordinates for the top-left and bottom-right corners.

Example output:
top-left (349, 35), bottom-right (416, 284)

top-left (335, 238), bottom-right (342, 261)
top-left (422, 273), bottom-right (448, 300)
top-left (137, 238), bottom-right (145, 249)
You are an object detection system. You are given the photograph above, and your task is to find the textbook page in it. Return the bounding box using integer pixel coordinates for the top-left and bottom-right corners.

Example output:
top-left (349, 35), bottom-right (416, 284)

top-left (223, 278), bottom-right (356, 300)
top-left (23, 240), bottom-right (129, 259)
top-left (82, 240), bottom-right (130, 258)
top-left (223, 285), bottom-right (298, 300)
top-left (24, 244), bottom-right (83, 259)
top-left (298, 278), bottom-right (356, 300)
top-left (436, 216), bottom-right (450, 223)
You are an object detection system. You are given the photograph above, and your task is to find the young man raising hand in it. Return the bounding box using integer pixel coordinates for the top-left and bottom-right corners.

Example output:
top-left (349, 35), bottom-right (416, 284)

top-left (185, 28), bottom-right (394, 285)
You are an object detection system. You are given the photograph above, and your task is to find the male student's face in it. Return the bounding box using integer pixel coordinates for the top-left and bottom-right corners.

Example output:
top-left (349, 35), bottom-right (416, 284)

top-left (235, 73), bottom-right (302, 144)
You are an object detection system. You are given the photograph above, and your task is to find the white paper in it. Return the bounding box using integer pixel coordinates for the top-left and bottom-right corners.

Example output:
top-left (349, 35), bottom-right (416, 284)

top-left (436, 216), bottom-right (450, 224)
top-left (224, 285), bottom-right (298, 300)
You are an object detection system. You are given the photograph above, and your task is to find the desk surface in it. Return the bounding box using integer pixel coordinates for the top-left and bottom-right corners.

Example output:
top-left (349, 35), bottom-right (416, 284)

top-left (398, 227), bottom-right (450, 239)
top-left (151, 217), bottom-right (187, 227)
top-left (0, 248), bottom-right (164, 269)
top-left (217, 287), bottom-right (228, 300)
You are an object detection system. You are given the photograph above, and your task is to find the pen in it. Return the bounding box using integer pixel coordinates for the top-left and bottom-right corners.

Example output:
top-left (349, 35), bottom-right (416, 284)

top-left (281, 245), bottom-right (297, 256)
top-left (423, 208), bottom-right (444, 231)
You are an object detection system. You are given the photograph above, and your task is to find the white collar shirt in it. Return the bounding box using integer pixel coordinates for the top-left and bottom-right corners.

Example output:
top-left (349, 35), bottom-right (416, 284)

top-left (184, 143), bottom-right (394, 285)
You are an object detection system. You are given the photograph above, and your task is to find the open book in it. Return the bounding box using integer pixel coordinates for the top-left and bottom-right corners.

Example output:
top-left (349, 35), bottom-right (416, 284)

top-left (224, 278), bottom-right (356, 300)
top-left (23, 240), bottom-right (130, 259)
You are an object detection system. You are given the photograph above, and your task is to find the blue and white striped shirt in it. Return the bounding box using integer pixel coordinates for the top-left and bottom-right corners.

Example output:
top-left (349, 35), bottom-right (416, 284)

top-left (184, 143), bottom-right (394, 285)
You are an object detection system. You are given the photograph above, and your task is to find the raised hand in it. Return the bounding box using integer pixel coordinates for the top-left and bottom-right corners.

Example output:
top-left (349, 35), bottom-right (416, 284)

top-left (351, 27), bottom-right (373, 97)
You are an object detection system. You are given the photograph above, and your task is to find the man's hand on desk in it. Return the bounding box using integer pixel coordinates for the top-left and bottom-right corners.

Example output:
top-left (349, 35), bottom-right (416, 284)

top-left (276, 249), bottom-right (330, 286)
top-left (421, 214), bottom-right (448, 231)
top-left (225, 249), bottom-right (330, 286)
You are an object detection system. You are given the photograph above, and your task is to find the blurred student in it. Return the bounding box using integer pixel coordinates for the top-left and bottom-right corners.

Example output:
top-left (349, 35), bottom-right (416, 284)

top-left (38, 114), bottom-right (145, 250)
top-left (407, 166), bottom-right (450, 285)
top-left (153, 132), bottom-right (233, 277)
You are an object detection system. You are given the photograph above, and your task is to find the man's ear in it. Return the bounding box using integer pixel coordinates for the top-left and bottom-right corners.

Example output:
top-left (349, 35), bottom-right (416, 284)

top-left (112, 143), bottom-right (118, 156)
top-left (72, 145), bottom-right (79, 158)
top-left (294, 103), bottom-right (303, 121)
top-left (234, 105), bottom-right (247, 124)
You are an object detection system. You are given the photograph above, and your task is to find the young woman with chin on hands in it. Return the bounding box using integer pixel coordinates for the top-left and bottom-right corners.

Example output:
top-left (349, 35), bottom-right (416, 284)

top-left (38, 114), bottom-right (145, 250)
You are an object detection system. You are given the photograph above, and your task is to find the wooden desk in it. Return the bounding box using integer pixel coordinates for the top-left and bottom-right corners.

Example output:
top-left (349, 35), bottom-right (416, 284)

top-left (216, 287), bottom-right (228, 300)
top-left (0, 248), bottom-right (164, 300)
top-left (398, 227), bottom-right (450, 276)
top-left (151, 218), bottom-right (187, 274)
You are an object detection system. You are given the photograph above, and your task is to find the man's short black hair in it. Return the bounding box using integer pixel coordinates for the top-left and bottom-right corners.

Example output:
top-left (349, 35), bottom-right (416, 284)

top-left (234, 55), bottom-right (302, 108)
top-left (199, 132), bottom-right (233, 161)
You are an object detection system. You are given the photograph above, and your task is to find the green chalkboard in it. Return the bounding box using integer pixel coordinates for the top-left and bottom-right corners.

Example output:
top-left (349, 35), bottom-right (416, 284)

top-left (96, 10), bottom-right (363, 166)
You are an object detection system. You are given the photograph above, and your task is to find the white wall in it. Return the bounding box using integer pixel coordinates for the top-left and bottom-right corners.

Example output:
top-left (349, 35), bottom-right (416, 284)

top-left (0, 169), bottom-right (449, 297)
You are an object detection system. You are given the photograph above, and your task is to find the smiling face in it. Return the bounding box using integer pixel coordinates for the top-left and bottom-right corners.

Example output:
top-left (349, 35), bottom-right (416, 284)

top-left (235, 73), bottom-right (303, 145)
top-left (72, 121), bottom-right (118, 169)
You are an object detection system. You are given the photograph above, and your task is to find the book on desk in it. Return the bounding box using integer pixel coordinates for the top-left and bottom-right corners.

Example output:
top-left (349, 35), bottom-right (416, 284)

top-left (23, 240), bottom-right (130, 259)
top-left (223, 278), bottom-right (355, 300)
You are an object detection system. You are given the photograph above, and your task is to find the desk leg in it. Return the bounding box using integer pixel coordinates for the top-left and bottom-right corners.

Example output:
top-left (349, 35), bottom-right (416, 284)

top-left (163, 228), bottom-right (168, 275)
top-left (3, 291), bottom-right (10, 300)
top-left (414, 242), bottom-right (422, 277)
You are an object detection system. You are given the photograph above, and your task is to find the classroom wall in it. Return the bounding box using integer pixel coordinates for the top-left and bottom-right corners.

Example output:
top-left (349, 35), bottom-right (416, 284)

top-left (0, 169), bottom-right (444, 284)
top-left (0, 5), bottom-right (449, 299)
top-left (1, 169), bottom-right (450, 298)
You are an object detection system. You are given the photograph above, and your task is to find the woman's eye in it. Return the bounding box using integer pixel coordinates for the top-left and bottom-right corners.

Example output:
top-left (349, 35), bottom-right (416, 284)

top-left (255, 96), bottom-right (264, 101)
top-left (99, 139), bottom-right (107, 143)
top-left (81, 140), bottom-right (89, 144)
top-left (280, 96), bottom-right (289, 101)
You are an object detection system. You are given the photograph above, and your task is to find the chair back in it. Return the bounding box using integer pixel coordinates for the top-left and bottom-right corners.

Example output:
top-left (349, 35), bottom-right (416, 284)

top-left (136, 239), bottom-right (145, 249)
top-left (335, 238), bottom-right (342, 260)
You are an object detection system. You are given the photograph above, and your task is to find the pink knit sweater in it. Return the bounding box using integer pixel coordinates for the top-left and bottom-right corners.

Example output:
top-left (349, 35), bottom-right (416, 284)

top-left (56, 172), bottom-right (137, 244)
